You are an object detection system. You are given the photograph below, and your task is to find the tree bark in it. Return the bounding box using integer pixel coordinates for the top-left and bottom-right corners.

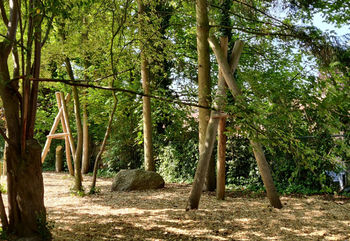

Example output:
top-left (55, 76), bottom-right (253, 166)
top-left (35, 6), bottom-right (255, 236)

top-left (217, 116), bottom-right (227, 200)
top-left (216, 36), bottom-right (229, 200)
top-left (0, 189), bottom-right (8, 230)
top-left (186, 39), bottom-right (244, 210)
top-left (138, 0), bottom-right (155, 172)
top-left (195, 0), bottom-right (214, 191)
top-left (0, 0), bottom-right (50, 238)
top-left (81, 103), bottom-right (89, 174)
top-left (208, 36), bottom-right (282, 209)
top-left (186, 112), bottom-right (220, 210)
top-left (65, 58), bottom-right (83, 191)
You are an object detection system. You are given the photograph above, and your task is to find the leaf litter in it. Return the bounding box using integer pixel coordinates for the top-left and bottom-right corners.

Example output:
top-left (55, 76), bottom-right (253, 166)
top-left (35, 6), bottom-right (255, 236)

top-left (3, 172), bottom-right (349, 240)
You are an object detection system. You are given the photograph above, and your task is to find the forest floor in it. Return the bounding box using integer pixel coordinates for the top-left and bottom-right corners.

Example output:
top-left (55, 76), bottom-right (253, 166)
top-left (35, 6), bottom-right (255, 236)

top-left (3, 172), bottom-right (350, 240)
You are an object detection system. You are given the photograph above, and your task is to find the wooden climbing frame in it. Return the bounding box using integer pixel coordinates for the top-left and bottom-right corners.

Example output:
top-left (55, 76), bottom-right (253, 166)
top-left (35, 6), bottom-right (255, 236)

top-left (41, 92), bottom-right (75, 175)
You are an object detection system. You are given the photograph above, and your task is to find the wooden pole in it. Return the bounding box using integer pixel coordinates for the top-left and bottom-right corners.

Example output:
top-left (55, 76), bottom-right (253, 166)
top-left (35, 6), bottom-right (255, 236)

top-left (216, 37), bottom-right (228, 200)
top-left (208, 36), bottom-right (282, 209)
top-left (56, 92), bottom-right (74, 176)
top-left (55, 145), bottom-right (63, 172)
top-left (41, 108), bottom-right (63, 162)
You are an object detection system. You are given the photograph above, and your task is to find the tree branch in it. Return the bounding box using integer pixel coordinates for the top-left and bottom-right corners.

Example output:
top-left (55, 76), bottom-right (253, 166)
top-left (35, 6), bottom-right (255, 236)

top-left (0, 0), bottom-right (8, 25)
top-left (210, 25), bottom-right (297, 38)
top-left (7, 0), bottom-right (19, 43)
top-left (29, 77), bottom-right (213, 110)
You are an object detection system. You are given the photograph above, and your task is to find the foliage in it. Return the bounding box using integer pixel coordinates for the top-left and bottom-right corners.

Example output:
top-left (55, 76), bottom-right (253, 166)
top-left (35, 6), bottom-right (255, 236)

top-left (26, 0), bottom-right (349, 197)
top-left (0, 227), bottom-right (8, 240)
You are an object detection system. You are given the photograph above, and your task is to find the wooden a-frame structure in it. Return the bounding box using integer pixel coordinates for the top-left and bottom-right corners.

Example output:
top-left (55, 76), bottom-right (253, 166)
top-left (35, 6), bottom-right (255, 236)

top-left (41, 92), bottom-right (74, 175)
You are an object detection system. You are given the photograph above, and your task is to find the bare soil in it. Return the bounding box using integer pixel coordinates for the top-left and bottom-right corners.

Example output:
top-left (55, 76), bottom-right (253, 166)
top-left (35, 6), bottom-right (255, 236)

top-left (4, 172), bottom-right (350, 240)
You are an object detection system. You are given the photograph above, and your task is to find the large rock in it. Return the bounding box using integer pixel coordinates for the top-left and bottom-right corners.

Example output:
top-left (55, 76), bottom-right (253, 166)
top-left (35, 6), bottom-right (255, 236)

top-left (111, 169), bottom-right (165, 191)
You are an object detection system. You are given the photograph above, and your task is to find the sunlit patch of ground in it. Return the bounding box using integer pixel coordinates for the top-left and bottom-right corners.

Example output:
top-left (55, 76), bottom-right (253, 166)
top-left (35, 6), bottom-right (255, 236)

top-left (3, 172), bottom-right (350, 240)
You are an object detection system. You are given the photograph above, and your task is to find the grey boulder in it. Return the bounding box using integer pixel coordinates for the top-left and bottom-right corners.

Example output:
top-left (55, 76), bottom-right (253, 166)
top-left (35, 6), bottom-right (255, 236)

top-left (111, 169), bottom-right (165, 191)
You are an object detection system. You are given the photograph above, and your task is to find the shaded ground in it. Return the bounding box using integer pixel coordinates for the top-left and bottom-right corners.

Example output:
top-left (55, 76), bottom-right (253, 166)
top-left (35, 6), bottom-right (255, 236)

top-left (5, 172), bottom-right (350, 240)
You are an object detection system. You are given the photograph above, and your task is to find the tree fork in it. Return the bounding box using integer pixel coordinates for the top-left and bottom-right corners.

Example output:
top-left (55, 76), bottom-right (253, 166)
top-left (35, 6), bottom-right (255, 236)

top-left (187, 37), bottom-right (244, 209)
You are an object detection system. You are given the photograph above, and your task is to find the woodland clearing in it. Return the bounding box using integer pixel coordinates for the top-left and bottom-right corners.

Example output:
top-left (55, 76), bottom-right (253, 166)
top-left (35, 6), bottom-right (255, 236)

top-left (3, 172), bottom-right (350, 240)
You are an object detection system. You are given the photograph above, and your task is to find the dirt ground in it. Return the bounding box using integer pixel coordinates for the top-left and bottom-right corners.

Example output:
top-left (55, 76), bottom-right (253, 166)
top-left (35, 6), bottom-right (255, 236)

top-left (3, 172), bottom-right (350, 240)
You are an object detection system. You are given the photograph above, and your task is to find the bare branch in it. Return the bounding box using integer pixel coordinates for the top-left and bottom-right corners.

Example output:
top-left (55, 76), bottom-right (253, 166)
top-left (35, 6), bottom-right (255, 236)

top-left (29, 77), bottom-right (213, 110)
top-left (7, 0), bottom-right (19, 42)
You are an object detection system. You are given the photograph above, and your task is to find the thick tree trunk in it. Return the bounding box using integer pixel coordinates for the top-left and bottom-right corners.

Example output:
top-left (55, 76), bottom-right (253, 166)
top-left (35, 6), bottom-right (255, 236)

top-left (7, 140), bottom-right (47, 237)
top-left (138, 0), bottom-right (155, 172)
top-left (81, 103), bottom-right (89, 174)
top-left (209, 36), bottom-right (282, 209)
top-left (216, 37), bottom-right (229, 200)
top-left (0, 0), bottom-right (50, 238)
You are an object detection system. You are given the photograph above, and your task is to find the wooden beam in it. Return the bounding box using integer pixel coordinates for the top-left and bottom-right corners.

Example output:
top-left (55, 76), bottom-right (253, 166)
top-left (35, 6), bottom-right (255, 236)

top-left (57, 92), bottom-right (74, 176)
top-left (41, 108), bottom-right (63, 163)
top-left (47, 133), bottom-right (68, 139)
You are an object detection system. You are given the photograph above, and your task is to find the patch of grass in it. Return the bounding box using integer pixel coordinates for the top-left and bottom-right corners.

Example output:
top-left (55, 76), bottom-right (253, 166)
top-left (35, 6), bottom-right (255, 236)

top-left (70, 187), bottom-right (86, 197)
top-left (88, 186), bottom-right (101, 195)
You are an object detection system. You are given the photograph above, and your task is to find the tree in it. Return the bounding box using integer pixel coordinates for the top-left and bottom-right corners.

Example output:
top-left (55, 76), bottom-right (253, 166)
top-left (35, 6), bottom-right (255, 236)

top-left (195, 0), bottom-right (216, 191)
top-left (0, 0), bottom-right (51, 238)
top-left (65, 58), bottom-right (83, 192)
top-left (138, 0), bottom-right (155, 172)
top-left (186, 38), bottom-right (244, 210)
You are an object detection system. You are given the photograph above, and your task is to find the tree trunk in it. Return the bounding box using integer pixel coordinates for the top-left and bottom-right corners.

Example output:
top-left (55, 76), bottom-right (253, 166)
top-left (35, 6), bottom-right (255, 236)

top-left (0, 189), bottom-right (8, 230)
top-left (2, 141), bottom-right (7, 176)
top-left (55, 145), bottom-right (63, 172)
top-left (186, 112), bottom-right (220, 210)
top-left (216, 37), bottom-right (229, 200)
top-left (205, 156), bottom-right (216, 191)
top-left (217, 117), bottom-right (227, 200)
top-left (195, 0), bottom-right (214, 191)
top-left (138, 0), bottom-right (155, 172)
top-left (81, 103), bottom-right (89, 174)
top-left (90, 96), bottom-right (118, 193)
top-left (250, 141), bottom-right (283, 208)
top-left (65, 58), bottom-right (83, 191)
top-left (208, 36), bottom-right (282, 209)
top-left (0, 0), bottom-right (50, 238)
top-left (187, 39), bottom-right (244, 210)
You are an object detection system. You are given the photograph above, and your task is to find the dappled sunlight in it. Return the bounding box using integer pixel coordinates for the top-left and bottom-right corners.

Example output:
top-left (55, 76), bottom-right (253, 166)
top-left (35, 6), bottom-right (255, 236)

top-left (37, 173), bottom-right (350, 240)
